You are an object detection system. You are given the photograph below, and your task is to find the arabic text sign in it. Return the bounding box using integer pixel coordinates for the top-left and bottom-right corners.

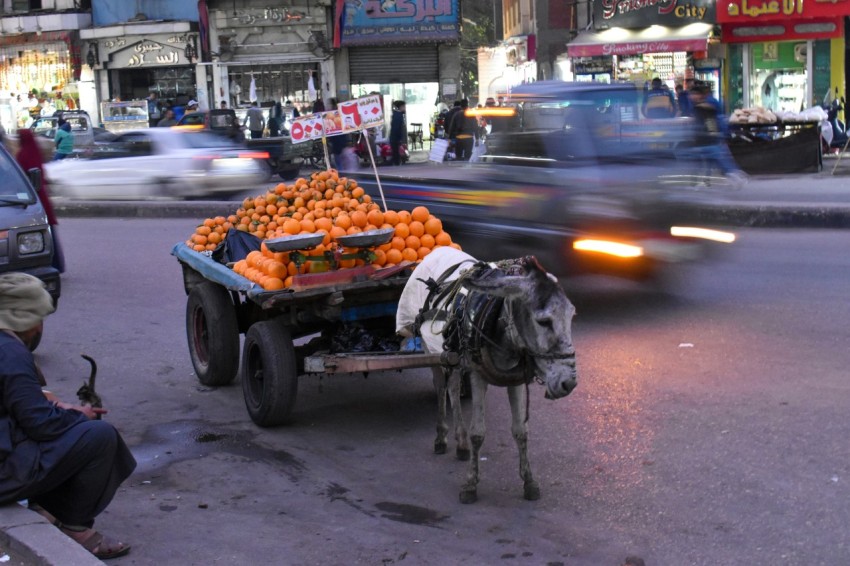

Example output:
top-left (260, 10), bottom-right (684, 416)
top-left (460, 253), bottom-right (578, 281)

top-left (338, 95), bottom-right (384, 133)
top-left (717, 0), bottom-right (850, 22)
top-left (336, 0), bottom-right (459, 46)
top-left (290, 115), bottom-right (324, 144)
top-left (290, 95), bottom-right (386, 144)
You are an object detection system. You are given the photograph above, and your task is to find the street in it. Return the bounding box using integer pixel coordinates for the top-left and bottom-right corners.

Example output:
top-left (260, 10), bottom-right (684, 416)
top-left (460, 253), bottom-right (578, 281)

top-left (35, 218), bottom-right (850, 565)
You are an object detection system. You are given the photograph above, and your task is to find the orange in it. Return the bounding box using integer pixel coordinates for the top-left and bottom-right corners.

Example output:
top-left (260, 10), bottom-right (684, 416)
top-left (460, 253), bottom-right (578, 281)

top-left (263, 277), bottom-right (285, 291)
top-left (417, 247), bottom-right (431, 260)
top-left (435, 231), bottom-right (452, 246)
top-left (366, 209), bottom-right (384, 227)
top-left (383, 210), bottom-right (400, 226)
top-left (266, 204), bottom-right (278, 216)
top-left (424, 217), bottom-right (442, 236)
top-left (450, 243), bottom-right (462, 250)
top-left (397, 210), bottom-right (412, 224)
top-left (350, 210), bottom-right (368, 228)
top-left (300, 219), bottom-right (316, 233)
top-left (404, 235), bottom-right (421, 250)
top-left (385, 248), bottom-right (403, 264)
top-left (352, 186), bottom-right (365, 198)
top-left (394, 223), bottom-right (410, 239)
top-left (207, 232), bottom-right (222, 245)
top-left (196, 225), bottom-right (212, 236)
top-left (253, 196), bottom-right (266, 209)
top-left (329, 226), bottom-right (347, 240)
top-left (361, 194), bottom-right (372, 204)
top-left (408, 221), bottom-right (425, 238)
top-left (284, 276), bottom-right (294, 288)
top-left (266, 261), bottom-right (288, 279)
top-left (411, 206), bottom-right (430, 223)
top-left (265, 193), bottom-right (279, 205)
top-left (346, 226), bottom-right (362, 234)
top-left (287, 262), bottom-right (299, 277)
top-left (402, 248), bottom-right (419, 262)
top-left (372, 249), bottom-right (387, 266)
top-left (335, 213), bottom-right (352, 230)
top-left (283, 218), bottom-right (301, 235)
top-left (192, 234), bottom-right (208, 246)
top-left (315, 217), bottom-right (333, 233)
top-left (420, 234), bottom-right (436, 249)
top-left (391, 236), bottom-right (406, 250)
top-left (255, 204), bottom-right (266, 215)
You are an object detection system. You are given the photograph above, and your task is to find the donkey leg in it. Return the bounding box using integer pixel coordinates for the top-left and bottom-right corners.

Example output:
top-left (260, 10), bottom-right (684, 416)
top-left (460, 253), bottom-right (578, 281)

top-left (448, 369), bottom-right (470, 461)
top-left (460, 376), bottom-right (488, 504)
top-left (432, 366), bottom-right (449, 455)
top-left (508, 385), bottom-right (540, 501)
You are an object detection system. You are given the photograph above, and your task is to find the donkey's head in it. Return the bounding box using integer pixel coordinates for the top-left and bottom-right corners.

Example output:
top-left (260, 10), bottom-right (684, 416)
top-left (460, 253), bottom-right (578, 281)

top-left (463, 256), bottom-right (578, 399)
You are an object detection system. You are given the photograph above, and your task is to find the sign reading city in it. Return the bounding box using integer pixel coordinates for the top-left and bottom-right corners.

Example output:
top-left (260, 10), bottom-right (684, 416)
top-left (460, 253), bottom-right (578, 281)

top-left (290, 95), bottom-right (385, 144)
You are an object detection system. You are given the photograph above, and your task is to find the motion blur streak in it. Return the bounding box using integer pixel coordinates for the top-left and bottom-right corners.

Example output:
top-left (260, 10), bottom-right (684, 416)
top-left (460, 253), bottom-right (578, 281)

top-left (573, 239), bottom-right (644, 258)
top-left (670, 226), bottom-right (737, 243)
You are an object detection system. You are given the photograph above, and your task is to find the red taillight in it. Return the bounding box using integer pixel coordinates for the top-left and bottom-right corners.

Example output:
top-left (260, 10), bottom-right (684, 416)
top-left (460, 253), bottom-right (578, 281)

top-left (238, 151), bottom-right (269, 159)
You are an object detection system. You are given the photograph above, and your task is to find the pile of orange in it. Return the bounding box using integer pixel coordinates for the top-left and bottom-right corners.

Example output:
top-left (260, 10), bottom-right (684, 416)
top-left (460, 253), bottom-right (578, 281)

top-left (186, 169), bottom-right (460, 290)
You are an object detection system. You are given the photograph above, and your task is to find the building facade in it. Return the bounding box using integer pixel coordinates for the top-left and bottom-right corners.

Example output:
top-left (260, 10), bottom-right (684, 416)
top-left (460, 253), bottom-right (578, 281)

top-left (0, 0), bottom-right (91, 131)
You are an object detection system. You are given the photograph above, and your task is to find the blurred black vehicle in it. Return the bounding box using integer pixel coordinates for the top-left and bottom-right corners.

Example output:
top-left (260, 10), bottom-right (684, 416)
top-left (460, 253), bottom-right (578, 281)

top-left (357, 81), bottom-right (733, 284)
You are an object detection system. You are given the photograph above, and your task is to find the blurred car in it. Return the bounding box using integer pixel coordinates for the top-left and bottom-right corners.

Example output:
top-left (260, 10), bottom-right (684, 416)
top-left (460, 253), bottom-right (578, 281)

top-left (44, 129), bottom-right (269, 200)
top-left (0, 141), bottom-right (60, 303)
top-left (30, 110), bottom-right (97, 148)
top-left (357, 81), bottom-right (733, 283)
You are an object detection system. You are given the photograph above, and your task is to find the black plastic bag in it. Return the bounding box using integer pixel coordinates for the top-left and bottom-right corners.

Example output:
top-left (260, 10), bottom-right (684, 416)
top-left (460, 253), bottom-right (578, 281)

top-left (212, 229), bottom-right (262, 264)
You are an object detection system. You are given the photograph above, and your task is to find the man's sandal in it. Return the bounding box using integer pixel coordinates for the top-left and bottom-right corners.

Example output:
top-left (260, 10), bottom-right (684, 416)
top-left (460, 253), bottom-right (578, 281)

top-left (58, 525), bottom-right (131, 560)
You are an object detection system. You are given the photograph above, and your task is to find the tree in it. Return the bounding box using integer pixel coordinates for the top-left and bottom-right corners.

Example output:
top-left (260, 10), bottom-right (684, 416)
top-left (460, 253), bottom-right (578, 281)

top-left (459, 0), bottom-right (498, 101)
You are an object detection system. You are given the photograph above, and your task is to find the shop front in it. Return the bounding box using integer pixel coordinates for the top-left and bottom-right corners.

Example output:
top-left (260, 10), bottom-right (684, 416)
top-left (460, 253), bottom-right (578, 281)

top-left (334, 0), bottom-right (461, 140)
top-left (717, 0), bottom-right (850, 111)
top-left (82, 23), bottom-right (200, 123)
top-left (0, 31), bottom-right (83, 131)
top-left (567, 0), bottom-right (717, 103)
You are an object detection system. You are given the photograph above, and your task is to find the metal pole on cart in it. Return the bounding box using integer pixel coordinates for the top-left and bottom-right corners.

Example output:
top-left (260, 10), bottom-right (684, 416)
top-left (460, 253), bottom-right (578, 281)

top-left (321, 134), bottom-right (331, 171)
top-left (361, 130), bottom-right (388, 211)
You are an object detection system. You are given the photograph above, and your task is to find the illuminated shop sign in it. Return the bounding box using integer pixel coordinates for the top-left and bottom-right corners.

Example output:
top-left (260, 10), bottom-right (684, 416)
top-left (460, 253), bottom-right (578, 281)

top-left (334, 0), bottom-right (460, 47)
top-left (594, 0), bottom-right (715, 29)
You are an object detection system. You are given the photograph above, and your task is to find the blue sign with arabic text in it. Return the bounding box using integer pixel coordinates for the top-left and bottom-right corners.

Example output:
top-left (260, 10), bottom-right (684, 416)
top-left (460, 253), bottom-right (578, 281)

top-left (335, 0), bottom-right (459, 47)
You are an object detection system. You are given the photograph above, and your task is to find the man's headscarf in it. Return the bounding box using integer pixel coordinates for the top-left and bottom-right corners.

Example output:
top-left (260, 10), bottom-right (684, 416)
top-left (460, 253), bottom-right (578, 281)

top-left (0, 273), bottom-right (55, 332)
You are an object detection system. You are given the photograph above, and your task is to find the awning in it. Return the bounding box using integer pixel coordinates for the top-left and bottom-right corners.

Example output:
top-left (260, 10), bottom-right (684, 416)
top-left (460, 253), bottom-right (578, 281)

top-left (567, 24), bottom-right (713, 58)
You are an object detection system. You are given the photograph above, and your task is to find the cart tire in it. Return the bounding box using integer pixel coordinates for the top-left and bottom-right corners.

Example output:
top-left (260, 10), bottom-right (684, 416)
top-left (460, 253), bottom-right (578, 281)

top-left (186, 282), bottom-right (239, 386)
top-left (241, 321), bottom-right (298, 426)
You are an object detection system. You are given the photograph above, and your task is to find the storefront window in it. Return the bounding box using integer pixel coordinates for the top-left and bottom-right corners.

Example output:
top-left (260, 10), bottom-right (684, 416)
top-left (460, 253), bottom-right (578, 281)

top-left (749, 42), bottom-right (807, 113)
top-left (117, 67), bottom-right (195, 103)
top-left (227, 64), bottom-right (318, 114)
top-left (352, 82), bottom-right (439, 139)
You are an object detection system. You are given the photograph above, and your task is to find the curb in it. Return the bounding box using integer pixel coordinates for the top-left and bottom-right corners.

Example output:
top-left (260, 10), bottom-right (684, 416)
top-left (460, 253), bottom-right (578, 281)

top-left (0, 504), bottom-right (104, 566)
top-left (53, 200), bottom-right (850, 229)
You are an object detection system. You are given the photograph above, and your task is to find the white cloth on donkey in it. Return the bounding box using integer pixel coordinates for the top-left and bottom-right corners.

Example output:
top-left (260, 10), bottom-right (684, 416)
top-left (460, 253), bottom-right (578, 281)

top-left (396, 247), bottom-right (478, 354)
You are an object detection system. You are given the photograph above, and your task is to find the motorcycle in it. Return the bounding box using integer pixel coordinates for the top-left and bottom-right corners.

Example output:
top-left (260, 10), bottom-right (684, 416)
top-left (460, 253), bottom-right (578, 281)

top-left (354, 132), bottom-right (409, 165)
top-left (822, 90), bottom-right (848, 153)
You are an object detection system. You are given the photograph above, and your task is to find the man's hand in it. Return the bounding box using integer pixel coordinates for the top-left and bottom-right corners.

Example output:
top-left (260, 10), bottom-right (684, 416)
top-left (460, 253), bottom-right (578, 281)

top-left (55, 400), bottom-right (108, 420)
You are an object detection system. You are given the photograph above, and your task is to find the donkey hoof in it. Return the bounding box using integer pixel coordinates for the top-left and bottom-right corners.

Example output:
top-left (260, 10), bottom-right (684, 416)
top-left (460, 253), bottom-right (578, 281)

top-left (434, 441), bottom-right (447, 455)
top-left (524, 481), bottom-right (541, 501)
top-left (459, 488), bottom-right (478, 504)
top-left (456, 447), bottom-right (470, 461)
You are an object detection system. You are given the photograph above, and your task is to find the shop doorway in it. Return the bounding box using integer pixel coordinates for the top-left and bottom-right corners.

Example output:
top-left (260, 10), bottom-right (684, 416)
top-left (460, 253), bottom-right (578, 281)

top-left (748, 42), bottom-right (808, 113)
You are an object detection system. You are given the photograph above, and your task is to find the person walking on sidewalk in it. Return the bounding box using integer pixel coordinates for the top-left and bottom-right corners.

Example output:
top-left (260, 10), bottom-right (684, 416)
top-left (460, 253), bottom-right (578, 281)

top-left (689, 81), bottom-right (747, 187)
top-left (0, 273), bottom-right (136, 560)
top-left (447, 99), bottom-right (476, 160)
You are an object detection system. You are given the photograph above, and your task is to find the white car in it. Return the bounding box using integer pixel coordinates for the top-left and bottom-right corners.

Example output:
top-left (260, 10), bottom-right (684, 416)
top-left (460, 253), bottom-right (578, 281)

top-left (45, 129), bottom-right (269, 199)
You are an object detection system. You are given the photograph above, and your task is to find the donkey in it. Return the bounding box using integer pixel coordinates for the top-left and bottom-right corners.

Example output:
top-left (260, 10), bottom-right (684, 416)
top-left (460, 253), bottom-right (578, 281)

top-left (397, 247), bottom-right (578, 503)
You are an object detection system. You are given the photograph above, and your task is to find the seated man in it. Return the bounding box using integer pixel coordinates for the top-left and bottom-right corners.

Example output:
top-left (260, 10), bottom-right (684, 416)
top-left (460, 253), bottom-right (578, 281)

top-left (0, 273), bottom-right (136, 560)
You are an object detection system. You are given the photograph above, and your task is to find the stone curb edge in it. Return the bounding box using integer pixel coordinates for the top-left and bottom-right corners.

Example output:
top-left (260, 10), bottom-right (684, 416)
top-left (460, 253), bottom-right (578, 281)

top-left (0, 504), bottom-right (104, 565)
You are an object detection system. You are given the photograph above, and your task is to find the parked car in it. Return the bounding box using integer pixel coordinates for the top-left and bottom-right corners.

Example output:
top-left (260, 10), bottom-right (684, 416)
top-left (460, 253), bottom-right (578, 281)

top-left (176, 109), bottom-right (311, 179)
top-left (356, 81), bottom-right (732, 284)
top-left (0, 141), bottom-right (61, 303)
top-left (44, 129), bottom-right (269, 200)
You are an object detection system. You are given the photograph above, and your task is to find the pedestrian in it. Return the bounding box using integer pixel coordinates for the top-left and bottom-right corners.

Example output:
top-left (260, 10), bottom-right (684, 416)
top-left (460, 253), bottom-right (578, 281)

top-left (146, 92), bottom-right (162, 128)
top-left (16, 129), bottom-right (65, 273)
top-left (284, 99), bottom-right (300, 119)
top-left (448, 99), bottom-right (476, 160)
top-left (186, 99), bottom-right (199, 113)
top-left (312, 98), bottom-right (325, 114)
top-left (53, 118), bottom-right (73, 160)
top-left (243, 100), bottom-right (265, 139)
top-left (0, 272), bottom-right (136, 560)
top-left (219, 100), bottom-right (227, 109)
top-left (642, 77), bottom-right (677, 119)
top-left (389, 100), bottom-right (407, 166)
top-left (676, 82), bottom-right (692, 117)
top-left (267, 101), bottom-right (283, 137)
top-left (156, 109), bottom-right (177, 127)
top-left (688, 80), bottom-right (747, 186)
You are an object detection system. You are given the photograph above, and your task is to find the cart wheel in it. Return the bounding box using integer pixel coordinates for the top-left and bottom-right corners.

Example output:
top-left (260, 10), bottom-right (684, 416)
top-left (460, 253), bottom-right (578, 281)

top-left (241, 321), bottom-right (298, 426)
top-left (186, 282), bottom-right (239, 386)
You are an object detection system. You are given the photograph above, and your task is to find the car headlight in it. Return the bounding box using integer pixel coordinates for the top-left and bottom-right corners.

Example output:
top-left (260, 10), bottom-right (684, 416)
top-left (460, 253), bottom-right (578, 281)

top-left (18, 231), bottom-right (45, 254)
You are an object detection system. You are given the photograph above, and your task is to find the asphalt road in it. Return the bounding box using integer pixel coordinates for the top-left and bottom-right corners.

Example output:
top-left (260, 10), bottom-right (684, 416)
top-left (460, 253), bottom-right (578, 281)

top-left (33, 219), bottom-right (850, 565)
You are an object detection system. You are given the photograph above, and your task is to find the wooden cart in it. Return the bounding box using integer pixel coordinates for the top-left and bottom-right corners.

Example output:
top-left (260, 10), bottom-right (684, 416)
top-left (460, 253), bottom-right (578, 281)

top-left (172, 241), bottom-right (456, 427)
